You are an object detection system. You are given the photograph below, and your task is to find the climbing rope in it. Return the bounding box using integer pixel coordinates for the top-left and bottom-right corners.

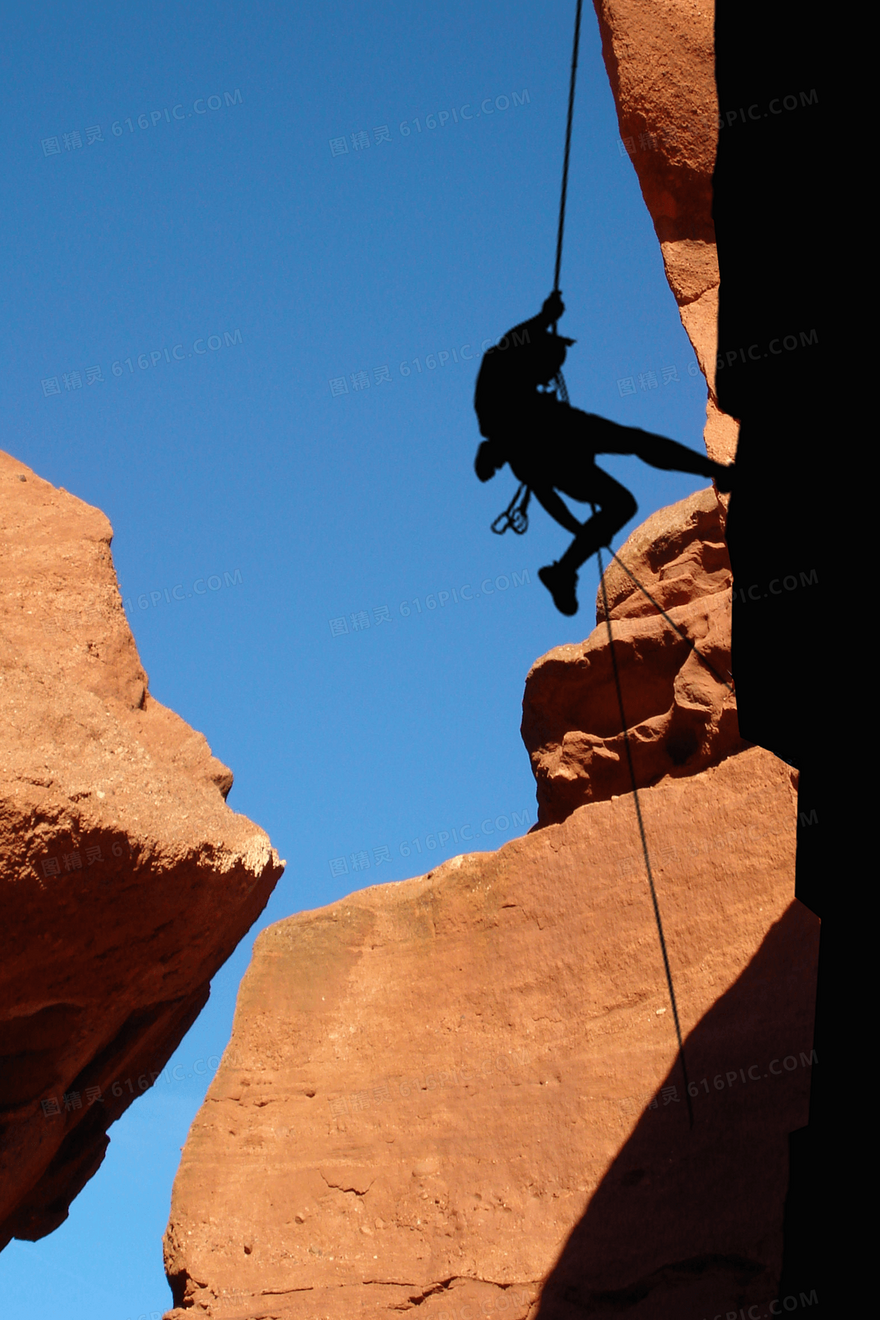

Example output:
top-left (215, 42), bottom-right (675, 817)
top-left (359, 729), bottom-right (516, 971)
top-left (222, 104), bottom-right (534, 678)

top-left (554, 0), bottom-right (584, 300)
top-left (596, 524), bottom-right (695, 1129)
top-left (601, 548), bottom-right (735, 695)
top-left (550, 0), bottom-right (582, 392)
top-left (488, 4), bottom-right (715, 1126)
top-left (559, 0), bottom-right (694, 1128)
top-left (491, 0), bottom-right (579, 536)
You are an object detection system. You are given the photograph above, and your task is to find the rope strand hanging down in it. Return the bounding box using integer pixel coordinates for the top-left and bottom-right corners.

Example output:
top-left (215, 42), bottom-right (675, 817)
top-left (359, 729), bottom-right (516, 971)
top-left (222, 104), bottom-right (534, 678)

top-left (492, 5), bottom-right (700, 1124)
top-left (552, 0), bottom-right (582, 395)
top-left (596, 523), bottom-right (695, 1131)
top-left (602, 548), bottom-right (735, 694)
top-left (554, 0), bottom-right (584, 296)
top-left (550, 0), bottom-right (695, 1125)
top-left (553, 2), bottom-right (693, 1124)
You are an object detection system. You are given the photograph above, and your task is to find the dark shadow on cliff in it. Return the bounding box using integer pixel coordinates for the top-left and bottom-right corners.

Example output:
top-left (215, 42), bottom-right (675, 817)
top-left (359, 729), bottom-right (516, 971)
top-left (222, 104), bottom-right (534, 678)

top-left (713, 5), bottom-right (822, 1301)
top-left (534, 899), bottom-right (819, 1319)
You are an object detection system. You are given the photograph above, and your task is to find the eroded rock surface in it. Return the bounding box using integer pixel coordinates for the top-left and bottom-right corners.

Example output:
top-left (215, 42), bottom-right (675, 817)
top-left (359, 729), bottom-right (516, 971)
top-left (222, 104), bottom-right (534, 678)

top-left (522, 487), bottom-right (749, 827)
top-left (0, 450), bottom-right (284, 1248)
top-left (594, 0), bottom-right (739, 464)
top-left (162, 748), bottom-right (815, 1320)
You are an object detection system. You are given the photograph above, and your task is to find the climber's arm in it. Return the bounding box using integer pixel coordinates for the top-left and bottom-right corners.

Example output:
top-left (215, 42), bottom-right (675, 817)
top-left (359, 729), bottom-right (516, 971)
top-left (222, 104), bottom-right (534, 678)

top-left (499, 292), bottom-right (566, 351)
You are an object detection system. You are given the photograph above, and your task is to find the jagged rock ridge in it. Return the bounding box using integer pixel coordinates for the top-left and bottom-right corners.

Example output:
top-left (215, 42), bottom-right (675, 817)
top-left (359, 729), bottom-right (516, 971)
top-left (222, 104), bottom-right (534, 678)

top-left (522, 487), bottom-right (749, 826)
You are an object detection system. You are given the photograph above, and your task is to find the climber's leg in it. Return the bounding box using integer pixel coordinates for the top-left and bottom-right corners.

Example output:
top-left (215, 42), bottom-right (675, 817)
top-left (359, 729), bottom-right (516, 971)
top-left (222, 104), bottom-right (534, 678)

top-left (538, 467), bottom-right (637, 615)
top-left (557, 467), bottom-right (638, 572)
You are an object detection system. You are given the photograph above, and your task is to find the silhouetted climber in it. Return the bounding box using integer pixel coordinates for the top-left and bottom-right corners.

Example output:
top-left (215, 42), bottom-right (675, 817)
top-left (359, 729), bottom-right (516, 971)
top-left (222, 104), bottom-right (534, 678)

top-left (474, 291), bottom-right (736, 615)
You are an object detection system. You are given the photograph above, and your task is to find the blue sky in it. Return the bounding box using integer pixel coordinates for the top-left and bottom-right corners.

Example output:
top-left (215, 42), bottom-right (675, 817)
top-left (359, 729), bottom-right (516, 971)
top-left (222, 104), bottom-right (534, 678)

top-left (2, 3), bottom-right (714, 1315)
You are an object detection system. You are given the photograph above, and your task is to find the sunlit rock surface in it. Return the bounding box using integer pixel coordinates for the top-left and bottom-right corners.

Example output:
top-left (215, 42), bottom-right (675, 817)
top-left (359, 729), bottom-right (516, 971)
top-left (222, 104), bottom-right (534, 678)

top-left (522, 487), bottom-right (748, 827)
top-left (0, 449), bottom-right (284, 1249)
top-left (594, 0), bottom-right (739, 465)
top-left (162, 748), bottom-right (814, 1319)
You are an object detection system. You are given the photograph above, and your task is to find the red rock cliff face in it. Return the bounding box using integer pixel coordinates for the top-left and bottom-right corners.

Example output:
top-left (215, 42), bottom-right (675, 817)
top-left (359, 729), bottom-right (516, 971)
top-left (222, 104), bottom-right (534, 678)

top-left (593, 0), bottom-right (739, 467)
top-left (162, 741), bottom-right (815, 1320)
top-left (0, 450), bottom-right (284, 1249)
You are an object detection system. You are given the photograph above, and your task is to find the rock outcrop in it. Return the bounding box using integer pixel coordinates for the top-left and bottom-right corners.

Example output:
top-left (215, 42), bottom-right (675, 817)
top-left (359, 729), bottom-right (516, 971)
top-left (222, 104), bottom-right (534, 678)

top-left (0, 450), bottom-right (284, 1249)
top-left (594, 0), bottom-right (739, 466)
top-left (162, 746), bottom-right (815, 1320)
top-left (523, 487), bottom-right (749, 826)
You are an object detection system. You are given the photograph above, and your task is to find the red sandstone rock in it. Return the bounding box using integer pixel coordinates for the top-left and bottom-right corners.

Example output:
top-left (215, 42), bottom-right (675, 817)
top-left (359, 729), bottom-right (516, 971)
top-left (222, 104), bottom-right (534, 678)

top-left (593, 0), bottom-right (739, 464)
top-left (522, 487), bottom-right (749, 827)
top-left (0, 450), bottom-right (284, 1249)
top-left (162, 748), bottom-right (815, 1320)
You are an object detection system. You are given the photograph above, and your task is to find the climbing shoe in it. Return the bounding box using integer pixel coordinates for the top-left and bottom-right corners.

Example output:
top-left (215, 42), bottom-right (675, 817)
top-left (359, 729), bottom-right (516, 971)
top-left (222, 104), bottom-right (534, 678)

top-left (538, 561), bottom-right (578, 615)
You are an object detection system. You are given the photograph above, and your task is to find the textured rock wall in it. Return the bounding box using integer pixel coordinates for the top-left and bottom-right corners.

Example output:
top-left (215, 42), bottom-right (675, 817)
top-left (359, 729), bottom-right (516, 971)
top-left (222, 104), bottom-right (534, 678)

top-left (0, 450), bottom-right (284, 1248)
top-left (593, 0), bottom-right (739, 465)
top-left (162, 747), bottom-right (815, 1319)
top-left (523, 488), bottom-right (748, 826)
